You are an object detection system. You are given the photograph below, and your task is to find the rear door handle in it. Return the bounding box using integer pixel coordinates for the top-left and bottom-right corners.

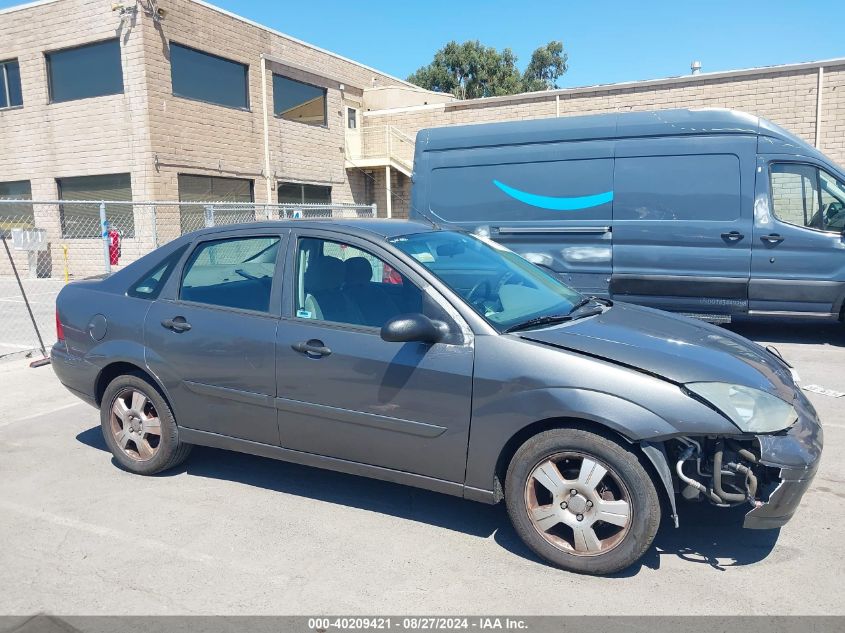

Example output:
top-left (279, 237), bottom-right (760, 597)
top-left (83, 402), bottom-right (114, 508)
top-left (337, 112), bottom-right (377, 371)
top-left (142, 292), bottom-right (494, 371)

top-left (721, 231), bottom-right (744, 242)
top-left (761, 233), bottom-right (785, 245)
top-left (292, 339), bottom-right (332, 358)
top-left (161, 317), bottom-right (192, 332)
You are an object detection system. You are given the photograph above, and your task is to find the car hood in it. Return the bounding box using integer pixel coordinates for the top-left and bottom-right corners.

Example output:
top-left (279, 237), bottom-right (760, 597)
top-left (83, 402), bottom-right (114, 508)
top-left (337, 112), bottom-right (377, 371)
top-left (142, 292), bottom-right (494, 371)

top-left (517, 303), bottom-right (796, 400)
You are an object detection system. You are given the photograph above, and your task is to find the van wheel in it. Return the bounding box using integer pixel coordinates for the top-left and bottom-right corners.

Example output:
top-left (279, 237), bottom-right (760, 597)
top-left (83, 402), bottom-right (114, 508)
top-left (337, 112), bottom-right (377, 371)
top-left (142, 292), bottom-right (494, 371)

top-left (505, 428), bottom-right (660, 575)
top-left (100, 373), bottom-right (192, 475)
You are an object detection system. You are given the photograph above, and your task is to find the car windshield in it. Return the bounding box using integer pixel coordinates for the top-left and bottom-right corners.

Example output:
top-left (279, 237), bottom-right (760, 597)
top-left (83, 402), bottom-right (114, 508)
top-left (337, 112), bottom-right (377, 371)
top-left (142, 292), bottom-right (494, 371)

top-left (389, 231), bottom-right (583, 331)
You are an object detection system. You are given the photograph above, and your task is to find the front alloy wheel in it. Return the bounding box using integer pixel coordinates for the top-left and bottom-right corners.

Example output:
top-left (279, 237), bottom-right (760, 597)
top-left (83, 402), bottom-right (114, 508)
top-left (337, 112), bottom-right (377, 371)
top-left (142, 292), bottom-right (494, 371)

top-left (525, 452), bottom-right (632, 555)
top-left (505, 428), bottom-right (661, 575)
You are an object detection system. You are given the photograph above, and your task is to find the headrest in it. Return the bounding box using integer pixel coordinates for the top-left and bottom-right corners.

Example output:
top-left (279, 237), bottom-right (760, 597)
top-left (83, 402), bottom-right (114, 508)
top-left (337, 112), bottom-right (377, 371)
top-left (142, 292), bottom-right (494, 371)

top-left (345, 257), bottom-right (374, 285)
top-left (305, 256), bottom-right (344, 292)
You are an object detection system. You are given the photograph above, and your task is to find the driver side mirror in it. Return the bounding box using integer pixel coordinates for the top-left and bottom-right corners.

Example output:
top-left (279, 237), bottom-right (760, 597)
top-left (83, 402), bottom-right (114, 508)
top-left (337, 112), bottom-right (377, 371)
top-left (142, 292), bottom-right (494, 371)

top-left (381, 313), bottom-right (447, 344)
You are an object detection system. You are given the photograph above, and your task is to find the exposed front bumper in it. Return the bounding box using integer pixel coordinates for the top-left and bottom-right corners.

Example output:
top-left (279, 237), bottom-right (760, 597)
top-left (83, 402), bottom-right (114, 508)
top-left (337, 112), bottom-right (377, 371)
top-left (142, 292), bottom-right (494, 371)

top-left (744, 389), bottom-right (823, 529)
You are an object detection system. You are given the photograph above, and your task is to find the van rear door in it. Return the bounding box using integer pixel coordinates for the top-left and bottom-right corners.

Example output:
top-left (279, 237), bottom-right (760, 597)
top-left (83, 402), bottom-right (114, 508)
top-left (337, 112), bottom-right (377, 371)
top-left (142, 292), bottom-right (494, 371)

top-left (611, 136), bottom-right (755, 315)
top-left (421, 140), bottom-right (614, 297)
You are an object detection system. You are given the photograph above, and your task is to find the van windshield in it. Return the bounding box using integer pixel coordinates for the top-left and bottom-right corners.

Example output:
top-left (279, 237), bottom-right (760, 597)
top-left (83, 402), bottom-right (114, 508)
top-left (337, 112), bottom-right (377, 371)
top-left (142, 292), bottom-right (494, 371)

top-left (390, 231), bottom-right (583, 332)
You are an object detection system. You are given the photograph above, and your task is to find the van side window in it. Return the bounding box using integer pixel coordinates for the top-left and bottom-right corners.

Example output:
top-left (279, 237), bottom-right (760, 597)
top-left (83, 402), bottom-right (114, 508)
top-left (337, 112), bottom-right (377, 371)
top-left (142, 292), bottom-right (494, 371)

top-left (614, 154), bottom-right (740, 221)
top-left (770, 163), bottom-right (845, 232)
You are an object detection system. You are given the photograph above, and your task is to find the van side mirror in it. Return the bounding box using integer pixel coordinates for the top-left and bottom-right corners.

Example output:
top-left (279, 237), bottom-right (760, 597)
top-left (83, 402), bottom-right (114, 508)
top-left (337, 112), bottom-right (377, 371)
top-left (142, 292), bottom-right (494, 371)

top-left (381, 313), bottom-right (446, 344)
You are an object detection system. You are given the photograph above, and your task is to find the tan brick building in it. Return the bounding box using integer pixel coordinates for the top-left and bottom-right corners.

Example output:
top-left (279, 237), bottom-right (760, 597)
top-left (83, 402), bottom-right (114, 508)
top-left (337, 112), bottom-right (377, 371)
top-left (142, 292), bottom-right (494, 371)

top-left (1, 0), bottom-right (844, 235)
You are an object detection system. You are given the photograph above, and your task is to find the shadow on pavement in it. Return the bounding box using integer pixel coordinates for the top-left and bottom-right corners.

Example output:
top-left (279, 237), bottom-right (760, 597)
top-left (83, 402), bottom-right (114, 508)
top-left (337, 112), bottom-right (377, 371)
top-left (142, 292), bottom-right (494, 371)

top-left (76, 425), bottom-right (782, 575)
top-left (724, 317), bottom-right (844, 346)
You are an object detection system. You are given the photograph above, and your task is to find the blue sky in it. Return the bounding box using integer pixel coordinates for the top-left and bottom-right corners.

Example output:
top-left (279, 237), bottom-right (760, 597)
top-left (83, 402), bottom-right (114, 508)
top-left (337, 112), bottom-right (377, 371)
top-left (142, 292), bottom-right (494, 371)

top-left (4, 0), bottom-right (845, 87)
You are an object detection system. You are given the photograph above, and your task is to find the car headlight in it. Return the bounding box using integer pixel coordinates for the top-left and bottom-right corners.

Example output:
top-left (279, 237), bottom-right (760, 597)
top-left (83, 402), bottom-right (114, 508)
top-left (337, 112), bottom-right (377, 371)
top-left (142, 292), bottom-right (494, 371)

top-left (686, 382), bottom-right (798, 433)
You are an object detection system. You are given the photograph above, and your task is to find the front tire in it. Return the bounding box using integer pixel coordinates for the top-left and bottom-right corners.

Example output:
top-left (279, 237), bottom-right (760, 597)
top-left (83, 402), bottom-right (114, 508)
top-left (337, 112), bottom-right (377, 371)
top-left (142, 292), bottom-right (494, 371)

top-left (505, 428), bottom-right (661, 575)
top-left (100, 373), bottom-right (192, 475)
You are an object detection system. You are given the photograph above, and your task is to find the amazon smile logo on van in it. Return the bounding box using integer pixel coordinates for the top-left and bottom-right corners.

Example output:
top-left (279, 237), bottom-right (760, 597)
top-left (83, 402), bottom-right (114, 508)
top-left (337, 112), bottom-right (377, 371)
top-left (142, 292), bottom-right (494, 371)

top-left (493, 179), bottom-right (614, 210)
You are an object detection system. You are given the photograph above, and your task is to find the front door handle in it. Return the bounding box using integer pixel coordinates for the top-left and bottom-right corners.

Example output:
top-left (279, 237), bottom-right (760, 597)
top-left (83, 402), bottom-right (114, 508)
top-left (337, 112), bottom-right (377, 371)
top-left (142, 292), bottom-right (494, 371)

top-left (161, 317), bottom-right (192, 332)
top-left (292, 339), bottom-right (332, 358)
top-left (721, 230), bottom-right (744, 242)
top-left (761, 233), bottom-right (785, 245)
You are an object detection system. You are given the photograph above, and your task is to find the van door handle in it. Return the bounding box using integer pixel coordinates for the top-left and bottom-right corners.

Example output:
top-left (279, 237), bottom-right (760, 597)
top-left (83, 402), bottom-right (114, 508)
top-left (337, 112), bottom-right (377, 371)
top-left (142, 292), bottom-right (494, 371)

top-left (161, 317), bottom-right (192, 332)
top-left (761, 233), bottom-right (785, 245)
top-left (721, 231), bottom-right (744, 242)
top-left (292, 339), bottom-right (332, 358)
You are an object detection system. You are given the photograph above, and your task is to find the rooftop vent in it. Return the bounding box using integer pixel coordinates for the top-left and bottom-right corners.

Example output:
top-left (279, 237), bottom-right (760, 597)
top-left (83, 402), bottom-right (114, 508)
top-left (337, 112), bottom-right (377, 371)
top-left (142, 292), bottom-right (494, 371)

top-left (691, 60), bottom-right (702, 75)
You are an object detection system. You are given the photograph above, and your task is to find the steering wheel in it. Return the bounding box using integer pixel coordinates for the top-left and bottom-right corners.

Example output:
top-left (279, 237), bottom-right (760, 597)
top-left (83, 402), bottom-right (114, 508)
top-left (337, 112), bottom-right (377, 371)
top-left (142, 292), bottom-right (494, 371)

top-left (467, 279), bottom-right (492, 307)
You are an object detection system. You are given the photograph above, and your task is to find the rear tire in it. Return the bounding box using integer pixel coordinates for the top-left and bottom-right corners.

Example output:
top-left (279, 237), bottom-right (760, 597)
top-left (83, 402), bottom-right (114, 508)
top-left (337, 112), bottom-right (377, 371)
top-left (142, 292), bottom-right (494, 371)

top-left (100, 372), bottom-right (192, 475)
top-left (505, 427), bottom-right (660, 575)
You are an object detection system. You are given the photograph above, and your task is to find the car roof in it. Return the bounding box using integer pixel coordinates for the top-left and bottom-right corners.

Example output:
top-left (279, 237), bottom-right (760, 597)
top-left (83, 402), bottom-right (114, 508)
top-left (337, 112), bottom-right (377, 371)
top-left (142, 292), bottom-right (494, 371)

top-left (184, 218), bottom-right (437, 241)
top-left (416, 107), bottom-right (812, 152)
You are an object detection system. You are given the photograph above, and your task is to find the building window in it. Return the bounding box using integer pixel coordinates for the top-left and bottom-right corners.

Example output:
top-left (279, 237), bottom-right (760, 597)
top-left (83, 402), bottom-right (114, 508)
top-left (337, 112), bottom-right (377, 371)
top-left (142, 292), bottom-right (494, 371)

top-left (273, 75), bottom-right (327, 126)
top-left (57, 173), bottom-right (133, 238)
top-left (170, 43), bottom-right (249, 110)
top-left (46, 39), bottom-right (123, 103)
top-left (0, 60), bottom-right (22, 109)
top-left (178, 174), bottom-right (254, 233)
top-left (347, 107), bottom-right (357, 129)
top-left (278, 182), bottom-right (332, 204)
top-left (0, 180), bottom-right (33, 237)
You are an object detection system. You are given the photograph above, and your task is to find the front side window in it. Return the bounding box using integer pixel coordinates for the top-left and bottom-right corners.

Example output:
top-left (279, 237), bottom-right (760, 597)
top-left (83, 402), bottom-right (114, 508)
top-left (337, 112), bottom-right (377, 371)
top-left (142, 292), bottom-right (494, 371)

top-left (170, 43), bottom-right (249, 110)
top-left (180, 236), bottom-right (280, 312)
top-left (47, 39), bottom-right (123, 103)
top-left (278, 182), bottom-right (331, 205)
top-left (0, 180), bottom-right (33, 237)
top-left (57, 173), bottom-right (133, 238)
top-left (770, 163), bottom-right (845, 232)
top-left (295, 237), bottom-right (424, 328)
top-left (273, 75), bottom-right (327, 126)
top-left (178, 174), bottom-right (254, 233)
top-left (1, 59), bottom-right (23, 108)
top-left (390, 231), bottom-right (581, 332)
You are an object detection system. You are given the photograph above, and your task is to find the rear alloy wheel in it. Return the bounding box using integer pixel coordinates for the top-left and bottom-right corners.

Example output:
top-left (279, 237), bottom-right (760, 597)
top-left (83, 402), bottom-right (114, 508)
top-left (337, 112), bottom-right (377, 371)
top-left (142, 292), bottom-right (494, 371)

top-left (100, 373), bottom-right (192, 475)
top-left (110, 388), bottom-right (162, 461)
top-left (505, 428), bottom-right (660, 575)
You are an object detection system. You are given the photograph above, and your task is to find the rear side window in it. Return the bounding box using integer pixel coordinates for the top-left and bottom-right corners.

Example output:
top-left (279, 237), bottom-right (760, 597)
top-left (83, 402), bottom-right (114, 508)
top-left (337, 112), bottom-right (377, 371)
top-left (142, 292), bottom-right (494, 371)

top-left (614, 154), bottom-right (741, 221)
top-left (128, 246), bottom-right (187, 300)
top-left (180, 236), bottom-right (280, 312)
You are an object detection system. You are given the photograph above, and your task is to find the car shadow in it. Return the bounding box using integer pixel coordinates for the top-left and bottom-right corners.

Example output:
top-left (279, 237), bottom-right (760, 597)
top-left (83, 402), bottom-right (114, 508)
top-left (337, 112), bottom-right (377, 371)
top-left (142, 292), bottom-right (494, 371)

top-left (724, 317), bottom-right (845, 347)
top-left (76, 426), bottom-right (780, 574)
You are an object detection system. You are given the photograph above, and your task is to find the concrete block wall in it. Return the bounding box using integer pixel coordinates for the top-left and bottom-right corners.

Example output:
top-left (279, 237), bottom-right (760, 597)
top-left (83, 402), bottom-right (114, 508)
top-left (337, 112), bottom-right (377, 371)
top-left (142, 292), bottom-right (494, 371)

top-left (367, 63), bottom-right (845, 169)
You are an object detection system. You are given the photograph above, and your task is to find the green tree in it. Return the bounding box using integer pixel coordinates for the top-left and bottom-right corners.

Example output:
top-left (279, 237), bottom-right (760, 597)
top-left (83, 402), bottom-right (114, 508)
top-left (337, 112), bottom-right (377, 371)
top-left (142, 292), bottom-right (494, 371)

top-left (408, 40), bottom-right (568, 99)
top-left (522, 41), bottom-right (569, 92)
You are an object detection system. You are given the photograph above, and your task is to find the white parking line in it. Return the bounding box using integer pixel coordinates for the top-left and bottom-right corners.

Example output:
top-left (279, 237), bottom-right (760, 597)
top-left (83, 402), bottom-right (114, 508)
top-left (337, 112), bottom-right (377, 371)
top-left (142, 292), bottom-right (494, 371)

top-left (0, 401), bottom-right (85, 428)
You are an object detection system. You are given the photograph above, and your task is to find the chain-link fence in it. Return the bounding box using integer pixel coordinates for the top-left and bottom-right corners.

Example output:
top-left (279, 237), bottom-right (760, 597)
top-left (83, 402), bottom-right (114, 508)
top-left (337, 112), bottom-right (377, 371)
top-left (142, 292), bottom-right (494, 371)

top-left (0, 199), bottom-right (376, 360)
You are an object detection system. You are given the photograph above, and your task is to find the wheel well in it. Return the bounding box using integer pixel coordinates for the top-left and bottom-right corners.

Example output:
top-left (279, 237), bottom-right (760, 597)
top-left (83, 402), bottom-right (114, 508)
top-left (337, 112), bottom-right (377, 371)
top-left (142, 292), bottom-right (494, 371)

top-left (491, 417), bottom-right (671, 516)
top-left (94, 361), bottom-right (160, 406)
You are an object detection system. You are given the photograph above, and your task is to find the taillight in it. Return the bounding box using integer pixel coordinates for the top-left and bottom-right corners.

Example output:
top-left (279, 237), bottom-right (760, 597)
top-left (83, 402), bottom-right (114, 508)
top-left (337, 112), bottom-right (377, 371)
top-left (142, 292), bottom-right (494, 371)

top-left (56, 309), bottom-right (65, 341)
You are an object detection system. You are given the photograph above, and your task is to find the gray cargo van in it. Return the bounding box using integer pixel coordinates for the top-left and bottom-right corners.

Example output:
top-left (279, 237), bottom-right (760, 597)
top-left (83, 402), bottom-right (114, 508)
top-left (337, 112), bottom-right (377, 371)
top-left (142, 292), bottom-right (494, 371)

top-left (410, 108), bottom-right (845, 322)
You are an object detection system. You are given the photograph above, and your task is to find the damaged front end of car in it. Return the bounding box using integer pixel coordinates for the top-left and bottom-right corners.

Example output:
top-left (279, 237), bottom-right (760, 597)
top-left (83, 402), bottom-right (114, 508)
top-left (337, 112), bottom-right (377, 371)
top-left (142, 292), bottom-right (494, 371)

top-left (666, 387), bottom-right (823, 529)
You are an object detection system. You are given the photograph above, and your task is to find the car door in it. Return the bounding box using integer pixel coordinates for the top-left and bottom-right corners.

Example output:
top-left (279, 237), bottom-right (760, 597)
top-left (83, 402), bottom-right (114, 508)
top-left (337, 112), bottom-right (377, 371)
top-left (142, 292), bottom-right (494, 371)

top-left (274, 229), bottom-right (474, 483)
top-left (749, 158), bottom-right (845, 315)
top-left (611, 136), bottom-right (755, 315)
top-left (144, 229), bottom-right (287, 445)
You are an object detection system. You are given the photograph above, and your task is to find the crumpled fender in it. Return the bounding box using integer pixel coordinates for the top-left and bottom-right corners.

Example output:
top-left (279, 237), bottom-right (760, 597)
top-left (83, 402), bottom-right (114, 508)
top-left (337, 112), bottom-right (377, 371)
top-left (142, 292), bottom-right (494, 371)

top-left (465, 386), bottom-right (685, 494)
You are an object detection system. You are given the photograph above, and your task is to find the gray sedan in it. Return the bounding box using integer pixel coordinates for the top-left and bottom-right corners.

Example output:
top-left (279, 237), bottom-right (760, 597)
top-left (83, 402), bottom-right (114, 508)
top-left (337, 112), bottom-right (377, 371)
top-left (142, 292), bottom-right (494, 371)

top-left (51, 220), bottom-right (822, 575)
